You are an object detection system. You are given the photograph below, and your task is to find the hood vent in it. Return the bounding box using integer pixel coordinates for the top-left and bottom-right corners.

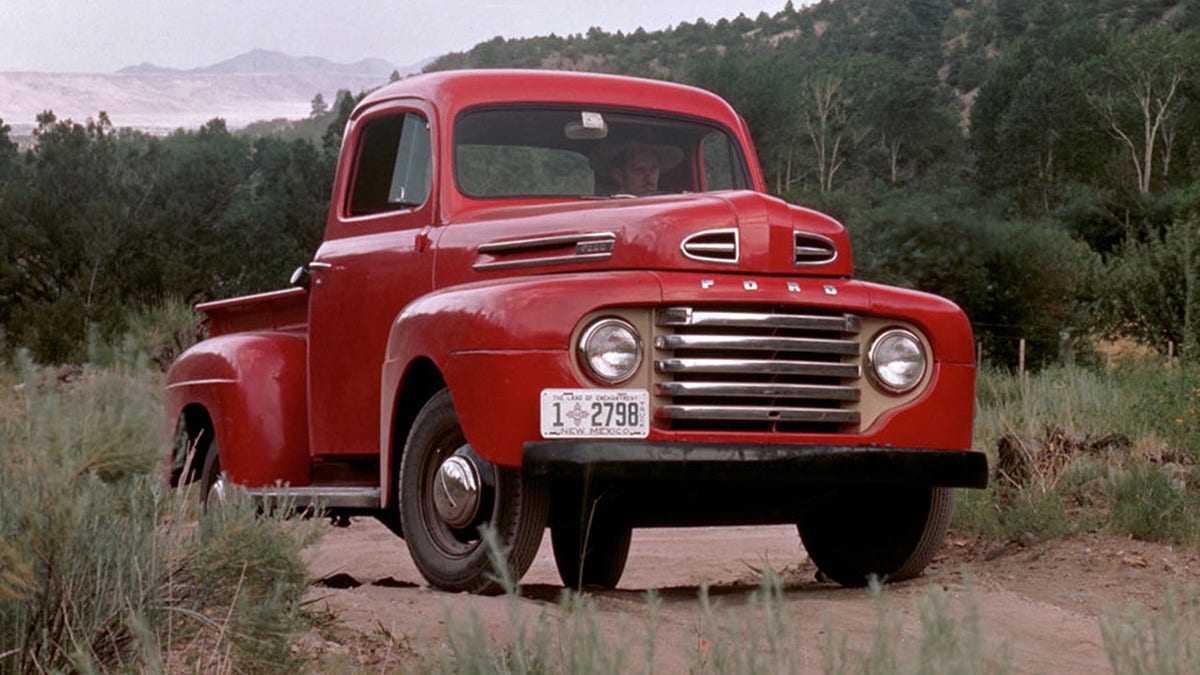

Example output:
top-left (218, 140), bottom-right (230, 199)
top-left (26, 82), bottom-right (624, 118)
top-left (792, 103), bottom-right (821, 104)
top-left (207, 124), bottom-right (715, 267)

top-left (681, 229), bottom-right (738, 264)
top-left (794, 232), bottom-right (837, 267)
top-left (474, 232), bottom-right (616, 272)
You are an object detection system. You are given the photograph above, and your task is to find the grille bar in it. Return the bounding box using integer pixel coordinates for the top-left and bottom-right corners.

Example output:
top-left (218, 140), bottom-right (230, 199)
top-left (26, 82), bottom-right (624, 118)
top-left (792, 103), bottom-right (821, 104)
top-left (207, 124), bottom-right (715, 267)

top-left (658, 308), bottom-right (859, 333)
top-left (655, 334), bottom-right (860, 355)
top-left (657, 381), bottom-right (861, 401)
top-left (656, 358), bottom-right (860, 378)
top-left (660, 405), bottom-right (859, 424)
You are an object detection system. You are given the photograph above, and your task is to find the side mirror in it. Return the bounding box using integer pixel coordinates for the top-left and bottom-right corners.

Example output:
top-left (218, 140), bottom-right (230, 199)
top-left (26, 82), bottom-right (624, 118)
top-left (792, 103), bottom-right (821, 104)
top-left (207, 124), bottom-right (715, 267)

top-left (290, 265), bottom-right (311, 291)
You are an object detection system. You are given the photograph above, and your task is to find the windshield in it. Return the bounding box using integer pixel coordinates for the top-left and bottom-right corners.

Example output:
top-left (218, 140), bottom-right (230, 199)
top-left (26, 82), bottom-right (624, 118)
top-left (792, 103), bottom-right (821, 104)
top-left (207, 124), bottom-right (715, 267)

top-left (454, 108), bottom-right (750, 199)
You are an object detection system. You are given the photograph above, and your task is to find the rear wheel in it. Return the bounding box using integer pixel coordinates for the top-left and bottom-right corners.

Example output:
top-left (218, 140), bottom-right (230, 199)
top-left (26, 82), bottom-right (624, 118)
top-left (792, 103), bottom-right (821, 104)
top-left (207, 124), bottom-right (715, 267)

top-left (398, 389), bottom-right (548, 595)
top-left (797, 485), bottom-right (952, 587)
top-left (197, 439), bottom-right (228, 509)
top-left (550, 496), bottom-right (632, 590)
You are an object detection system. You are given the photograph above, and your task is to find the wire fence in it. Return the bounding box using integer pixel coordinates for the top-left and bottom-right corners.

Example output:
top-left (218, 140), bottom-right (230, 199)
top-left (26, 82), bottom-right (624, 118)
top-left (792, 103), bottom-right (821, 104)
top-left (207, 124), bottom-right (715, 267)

top-left (974, 325), bottom-right (1178, 373)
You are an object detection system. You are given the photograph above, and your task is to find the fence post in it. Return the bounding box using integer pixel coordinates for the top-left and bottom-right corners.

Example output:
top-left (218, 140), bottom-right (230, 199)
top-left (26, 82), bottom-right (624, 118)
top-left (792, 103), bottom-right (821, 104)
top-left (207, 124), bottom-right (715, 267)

top-left (1018, 338), bottom-right (1026, 374)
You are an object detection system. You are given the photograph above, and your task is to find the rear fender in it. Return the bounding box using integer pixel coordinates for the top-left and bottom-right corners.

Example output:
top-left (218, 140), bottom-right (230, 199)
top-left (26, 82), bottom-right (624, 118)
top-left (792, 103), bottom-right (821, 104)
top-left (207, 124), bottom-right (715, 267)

top-left (165, 331), bottom-right (310, 488)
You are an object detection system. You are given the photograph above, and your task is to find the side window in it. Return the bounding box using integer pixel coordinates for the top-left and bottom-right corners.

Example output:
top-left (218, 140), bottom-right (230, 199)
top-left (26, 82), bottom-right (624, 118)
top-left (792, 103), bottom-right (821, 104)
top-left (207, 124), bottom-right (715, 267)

top-left (701, 131), bottom-right (748, 191)
top-left (349, 113), bottom-right (431, 216)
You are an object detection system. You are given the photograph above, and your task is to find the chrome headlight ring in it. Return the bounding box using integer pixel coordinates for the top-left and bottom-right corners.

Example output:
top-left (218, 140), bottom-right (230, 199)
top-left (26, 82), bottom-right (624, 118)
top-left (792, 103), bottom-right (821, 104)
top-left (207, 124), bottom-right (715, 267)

top-left (577, 317), bottom-right (643, 385)
top-left (867, 328), bottom-right (927, 394)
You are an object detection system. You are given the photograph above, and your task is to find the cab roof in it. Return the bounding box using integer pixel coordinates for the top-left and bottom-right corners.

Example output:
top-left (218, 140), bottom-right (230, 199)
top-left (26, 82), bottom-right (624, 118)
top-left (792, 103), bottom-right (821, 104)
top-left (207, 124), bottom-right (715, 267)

top-left (354, 69), bottom-right (743, 125)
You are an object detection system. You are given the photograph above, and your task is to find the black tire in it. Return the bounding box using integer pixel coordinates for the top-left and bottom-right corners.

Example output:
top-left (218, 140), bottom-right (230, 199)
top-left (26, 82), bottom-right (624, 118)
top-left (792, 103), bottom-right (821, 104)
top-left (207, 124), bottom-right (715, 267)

top-left (398, 389), bottom-right (548, 595)
top-left (797, 485), bottom-right (953, 587)
top-left (550, 497), bottom-right (632, 590)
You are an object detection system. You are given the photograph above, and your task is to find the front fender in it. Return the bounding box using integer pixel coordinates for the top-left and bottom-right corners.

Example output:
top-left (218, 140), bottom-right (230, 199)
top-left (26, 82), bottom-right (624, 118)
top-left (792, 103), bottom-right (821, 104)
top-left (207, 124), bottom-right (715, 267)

top-left (165, 331), bottom-right (310, 487)
top-left (381, 272), bottom-right (666, 467)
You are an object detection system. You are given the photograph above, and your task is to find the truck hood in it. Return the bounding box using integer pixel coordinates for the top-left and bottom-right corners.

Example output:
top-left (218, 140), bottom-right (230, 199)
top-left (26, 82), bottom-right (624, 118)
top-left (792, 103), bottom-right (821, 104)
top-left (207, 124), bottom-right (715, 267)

top-left (437, 191), bottom-right (852, 286)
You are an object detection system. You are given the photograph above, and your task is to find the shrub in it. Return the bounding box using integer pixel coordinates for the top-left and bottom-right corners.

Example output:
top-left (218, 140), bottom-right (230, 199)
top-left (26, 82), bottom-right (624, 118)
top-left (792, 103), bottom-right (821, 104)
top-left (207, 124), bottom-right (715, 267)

top-left (1102, 589), bottom-right (1200, 675)
top-left (0, 361), bottom-right (319, 673)
top-left (1108, 463), bottom-right (1200, 546)
top-left (962, 362), bottom-right (1200, 547)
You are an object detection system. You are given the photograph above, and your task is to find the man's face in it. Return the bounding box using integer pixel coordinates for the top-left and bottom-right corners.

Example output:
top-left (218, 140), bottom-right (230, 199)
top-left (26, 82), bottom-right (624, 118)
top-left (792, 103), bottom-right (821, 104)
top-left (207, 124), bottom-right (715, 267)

top-left (613, 148), bottom-right (660, 195)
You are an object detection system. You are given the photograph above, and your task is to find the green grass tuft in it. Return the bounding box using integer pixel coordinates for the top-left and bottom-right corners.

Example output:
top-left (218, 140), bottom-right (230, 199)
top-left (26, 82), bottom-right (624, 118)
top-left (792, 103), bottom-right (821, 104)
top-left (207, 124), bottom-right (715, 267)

top-left (0, 359), bottom-right (320, 673)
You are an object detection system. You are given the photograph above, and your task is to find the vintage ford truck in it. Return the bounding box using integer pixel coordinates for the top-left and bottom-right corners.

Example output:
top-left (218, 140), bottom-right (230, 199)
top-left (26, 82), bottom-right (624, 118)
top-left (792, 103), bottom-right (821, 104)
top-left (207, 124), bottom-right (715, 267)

top-left (165, 69), bottom-right (987, 595)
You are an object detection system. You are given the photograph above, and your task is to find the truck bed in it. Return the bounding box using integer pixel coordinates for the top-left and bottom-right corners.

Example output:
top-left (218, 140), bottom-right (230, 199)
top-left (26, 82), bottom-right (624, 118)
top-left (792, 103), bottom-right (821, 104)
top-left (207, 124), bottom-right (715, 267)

top-left (197, 287), bottom-right (308, 337)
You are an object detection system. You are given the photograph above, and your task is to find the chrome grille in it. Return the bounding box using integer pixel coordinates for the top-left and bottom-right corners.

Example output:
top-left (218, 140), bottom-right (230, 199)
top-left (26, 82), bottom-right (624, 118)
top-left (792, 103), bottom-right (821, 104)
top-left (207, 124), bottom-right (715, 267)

top-left (794, 232), bottom-right (838, 266)
top-left (654, 307), bottom-right (861, 433)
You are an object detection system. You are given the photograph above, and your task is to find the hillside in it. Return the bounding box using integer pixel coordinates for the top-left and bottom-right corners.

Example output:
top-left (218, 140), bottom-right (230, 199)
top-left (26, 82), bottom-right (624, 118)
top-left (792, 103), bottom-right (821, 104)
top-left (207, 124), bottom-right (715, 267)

top-left (426, 0), bottom-right (1200, 106)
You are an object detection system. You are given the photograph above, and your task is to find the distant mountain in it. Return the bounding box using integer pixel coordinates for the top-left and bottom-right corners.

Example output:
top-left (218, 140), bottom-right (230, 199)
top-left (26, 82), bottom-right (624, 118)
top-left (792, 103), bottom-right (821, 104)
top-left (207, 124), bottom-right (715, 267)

top-left (118, 49), bottom-right (398, 79)
top-left (119, 62), bottom-right (180, 75)
top-left (2, 50), bottom-right (426, 134)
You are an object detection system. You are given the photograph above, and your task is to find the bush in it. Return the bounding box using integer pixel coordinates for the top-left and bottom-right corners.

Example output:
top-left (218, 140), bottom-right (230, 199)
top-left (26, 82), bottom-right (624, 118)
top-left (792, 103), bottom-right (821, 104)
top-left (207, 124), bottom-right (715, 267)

top-left (1102, 589), bottom-right (1200, 675)
top-left (0, 363), bottom-right (167, 670)
top-left (961, 363), bottom-right (1200, 547)
top-left (848, 193), bottom-right (1098, 369)
top-left (0, 361), bottom-right (319, 673)
top-left (1108, 463), bottom-right (1200, 546)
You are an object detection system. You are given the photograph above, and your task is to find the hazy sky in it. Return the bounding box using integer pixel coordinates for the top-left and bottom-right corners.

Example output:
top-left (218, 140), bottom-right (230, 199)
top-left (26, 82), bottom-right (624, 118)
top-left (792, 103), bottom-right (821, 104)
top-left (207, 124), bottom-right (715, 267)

top-left (1, 0), bottom-right (794, 73)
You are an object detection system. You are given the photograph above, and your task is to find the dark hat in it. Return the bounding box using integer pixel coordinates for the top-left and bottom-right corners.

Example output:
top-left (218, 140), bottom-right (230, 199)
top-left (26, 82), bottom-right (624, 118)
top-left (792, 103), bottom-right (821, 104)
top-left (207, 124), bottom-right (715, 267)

top-left (590, 141), bottom-right (684, 173)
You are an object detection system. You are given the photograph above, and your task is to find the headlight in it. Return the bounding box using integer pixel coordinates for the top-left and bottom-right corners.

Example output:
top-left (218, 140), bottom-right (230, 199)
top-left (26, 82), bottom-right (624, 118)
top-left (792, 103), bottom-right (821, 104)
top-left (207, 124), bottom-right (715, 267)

top-left (868, 328), bottom-right (926, 394)
top-left (578, 318), bottom-right (642, 384)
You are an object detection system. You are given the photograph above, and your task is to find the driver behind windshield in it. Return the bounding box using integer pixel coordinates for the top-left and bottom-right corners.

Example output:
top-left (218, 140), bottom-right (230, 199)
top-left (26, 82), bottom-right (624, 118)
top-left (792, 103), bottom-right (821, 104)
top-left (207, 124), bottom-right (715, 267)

top-left (595, 142), bottom-right (684, 196)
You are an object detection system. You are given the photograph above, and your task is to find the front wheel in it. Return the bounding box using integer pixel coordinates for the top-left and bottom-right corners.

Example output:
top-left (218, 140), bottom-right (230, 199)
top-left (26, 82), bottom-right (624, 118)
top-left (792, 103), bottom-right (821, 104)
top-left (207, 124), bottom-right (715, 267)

top-left (398, 389), bottom-right (548, 595)
top-left (797, 485), bottom-right (953, 587)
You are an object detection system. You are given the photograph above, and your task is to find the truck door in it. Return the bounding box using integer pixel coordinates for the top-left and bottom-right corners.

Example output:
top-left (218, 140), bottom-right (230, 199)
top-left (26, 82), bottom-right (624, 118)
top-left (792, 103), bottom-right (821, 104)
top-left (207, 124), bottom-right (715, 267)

top-left (306, 102), bottom-right (436, 458)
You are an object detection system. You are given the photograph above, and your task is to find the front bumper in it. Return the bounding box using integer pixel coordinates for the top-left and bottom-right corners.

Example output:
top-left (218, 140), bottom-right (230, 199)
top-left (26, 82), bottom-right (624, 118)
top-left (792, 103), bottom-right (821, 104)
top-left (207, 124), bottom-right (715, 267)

top-left (524, 441), bottom-right (988, 489)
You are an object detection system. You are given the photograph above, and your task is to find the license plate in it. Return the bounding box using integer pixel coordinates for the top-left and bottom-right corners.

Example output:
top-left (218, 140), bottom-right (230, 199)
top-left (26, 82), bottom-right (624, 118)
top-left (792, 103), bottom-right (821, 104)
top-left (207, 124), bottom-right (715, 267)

top-left (540, 389), bottom-right (649, 439)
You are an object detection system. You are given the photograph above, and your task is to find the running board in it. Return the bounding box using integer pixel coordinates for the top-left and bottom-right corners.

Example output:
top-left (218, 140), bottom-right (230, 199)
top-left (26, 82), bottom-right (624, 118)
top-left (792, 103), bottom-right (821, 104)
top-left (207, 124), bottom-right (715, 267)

top-left (244, 486), bottom-right (380, 510)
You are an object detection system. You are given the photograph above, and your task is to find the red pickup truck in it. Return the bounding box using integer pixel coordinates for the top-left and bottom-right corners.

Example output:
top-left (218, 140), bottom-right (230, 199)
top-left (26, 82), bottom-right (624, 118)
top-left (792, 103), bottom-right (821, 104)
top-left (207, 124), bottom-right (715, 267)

top-left (165, 69), bottom-right (986, 595)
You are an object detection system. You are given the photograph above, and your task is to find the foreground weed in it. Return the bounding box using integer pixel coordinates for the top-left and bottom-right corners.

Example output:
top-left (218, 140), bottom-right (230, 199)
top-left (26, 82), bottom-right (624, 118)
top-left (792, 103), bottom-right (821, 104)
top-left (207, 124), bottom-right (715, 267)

top-left (0, 361), bottom-right (321, 673)
top-left (822, 579), bottom-right (1010, 675)
top-left (427, 532), bottom-right (1010, 675)
top-left (1102, 587), bottom-right (1200, 674)
top-left (0, 365), bottom-right (166, 671)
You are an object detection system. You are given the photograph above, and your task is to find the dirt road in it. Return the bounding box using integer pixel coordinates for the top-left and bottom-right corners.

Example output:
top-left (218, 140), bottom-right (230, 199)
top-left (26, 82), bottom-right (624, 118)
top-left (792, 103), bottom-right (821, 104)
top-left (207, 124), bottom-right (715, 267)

top-left (301, 518), bottom-right (1199, 672)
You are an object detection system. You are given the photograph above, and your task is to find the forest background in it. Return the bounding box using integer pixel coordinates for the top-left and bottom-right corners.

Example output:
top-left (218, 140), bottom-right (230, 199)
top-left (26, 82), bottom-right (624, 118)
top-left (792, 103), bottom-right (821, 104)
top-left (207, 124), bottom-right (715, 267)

top-left (2, 0), bottom-right (1199, 368)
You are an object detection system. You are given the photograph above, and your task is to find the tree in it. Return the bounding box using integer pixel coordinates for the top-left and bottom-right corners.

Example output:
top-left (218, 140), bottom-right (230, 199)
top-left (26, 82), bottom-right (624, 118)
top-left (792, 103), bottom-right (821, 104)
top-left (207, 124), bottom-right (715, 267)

top-left (0, 117), bottom-right (16, 182)
top-left (310, 93), bottom-right (328, 117)
top-left (800, 74), bottom-right (850, 194)
top-left (858, 59), bottom-right (959, 185)
top-left (322, 90), bottom-right (365, 160)
top-left (1101, 213), bottom-right (1200, 357)
top-left (971, 27), bottom-right (1109, 213)
top-left (1090, 28), bottom-right (1189, 195)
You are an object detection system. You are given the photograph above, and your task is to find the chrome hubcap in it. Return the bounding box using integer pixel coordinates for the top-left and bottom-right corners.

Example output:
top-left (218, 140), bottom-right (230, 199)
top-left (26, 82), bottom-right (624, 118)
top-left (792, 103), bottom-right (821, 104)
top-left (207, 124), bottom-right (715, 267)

top-left (211, 474), bottom-right (229, 503)
top-left (433, 455), bottom-right (481, 529)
